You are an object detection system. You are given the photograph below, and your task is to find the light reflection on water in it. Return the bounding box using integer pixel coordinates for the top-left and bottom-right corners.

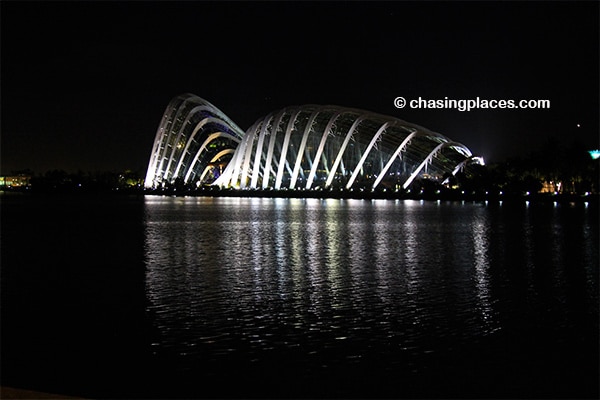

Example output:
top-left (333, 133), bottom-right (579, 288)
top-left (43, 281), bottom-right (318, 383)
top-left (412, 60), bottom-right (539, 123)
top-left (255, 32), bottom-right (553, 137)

top-left (143, 196), bottom-right (598, 396)
top-left (472, 217), bottom-right (494, 327)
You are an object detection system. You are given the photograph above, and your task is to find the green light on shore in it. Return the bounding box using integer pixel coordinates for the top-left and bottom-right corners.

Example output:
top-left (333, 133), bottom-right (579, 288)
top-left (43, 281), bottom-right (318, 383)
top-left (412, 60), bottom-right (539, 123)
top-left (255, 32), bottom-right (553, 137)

top-left (589, 150), bottom-right (600, 160)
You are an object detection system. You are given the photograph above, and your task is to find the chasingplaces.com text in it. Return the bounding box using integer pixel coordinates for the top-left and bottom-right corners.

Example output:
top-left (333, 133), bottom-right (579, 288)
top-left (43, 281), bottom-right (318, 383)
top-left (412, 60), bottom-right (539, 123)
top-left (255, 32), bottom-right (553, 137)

top-left (394, 96), bottom-right (550, 112)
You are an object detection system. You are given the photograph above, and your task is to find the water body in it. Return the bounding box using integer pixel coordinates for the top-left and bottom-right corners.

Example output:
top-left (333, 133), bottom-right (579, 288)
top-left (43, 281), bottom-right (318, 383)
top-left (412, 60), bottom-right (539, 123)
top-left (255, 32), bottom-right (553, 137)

top-left (1, 194), bottom-right (598, 398)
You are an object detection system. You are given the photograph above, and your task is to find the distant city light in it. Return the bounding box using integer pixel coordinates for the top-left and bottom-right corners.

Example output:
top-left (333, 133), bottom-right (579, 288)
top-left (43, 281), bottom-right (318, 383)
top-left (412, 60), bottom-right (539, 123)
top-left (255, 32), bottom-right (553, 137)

top-left (589, 150), bottom-right (600, 160)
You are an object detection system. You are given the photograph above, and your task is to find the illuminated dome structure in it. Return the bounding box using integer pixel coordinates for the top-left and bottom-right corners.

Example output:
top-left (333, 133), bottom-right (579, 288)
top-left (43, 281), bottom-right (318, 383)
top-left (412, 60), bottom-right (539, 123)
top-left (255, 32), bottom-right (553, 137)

top-left (145, 94), bottom-right (483, 191)
top-left (144, 94), bottom-right (245, 188)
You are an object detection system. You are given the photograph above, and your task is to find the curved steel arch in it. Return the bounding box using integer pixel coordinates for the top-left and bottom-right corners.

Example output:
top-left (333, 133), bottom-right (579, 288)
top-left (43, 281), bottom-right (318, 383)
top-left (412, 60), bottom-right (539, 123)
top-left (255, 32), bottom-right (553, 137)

top-left (346, 121), bottom-right (396, 189)
top-left (371, 129), bottom-right (419, 189)
top-left (402, 141), bottom-right (473, 189)
top-left (144, 94), bottom-right (245, 188)
top-left (183, 132), bottom-right (242, 183)
top-left (197, 149), bottom-right (237, 184)
top-left (173, 117), bottom-right (238, 179)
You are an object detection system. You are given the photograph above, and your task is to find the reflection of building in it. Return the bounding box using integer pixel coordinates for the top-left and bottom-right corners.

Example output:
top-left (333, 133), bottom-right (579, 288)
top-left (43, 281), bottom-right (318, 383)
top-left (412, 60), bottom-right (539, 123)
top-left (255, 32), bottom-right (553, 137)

top-left (145, 94), bottom-right (483, 190)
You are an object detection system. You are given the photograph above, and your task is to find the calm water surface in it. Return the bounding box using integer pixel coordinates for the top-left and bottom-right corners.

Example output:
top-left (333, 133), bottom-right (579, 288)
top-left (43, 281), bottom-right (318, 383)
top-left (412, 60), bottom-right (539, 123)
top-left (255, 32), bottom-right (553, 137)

top-left (1, 194), bottom-right (598, 398)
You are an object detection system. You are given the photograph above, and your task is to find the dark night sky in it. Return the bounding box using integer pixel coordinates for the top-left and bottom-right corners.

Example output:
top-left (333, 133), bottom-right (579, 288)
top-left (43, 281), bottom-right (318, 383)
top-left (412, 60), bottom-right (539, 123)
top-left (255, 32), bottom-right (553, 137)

top-left (1, 1), bottom-right (598, 175)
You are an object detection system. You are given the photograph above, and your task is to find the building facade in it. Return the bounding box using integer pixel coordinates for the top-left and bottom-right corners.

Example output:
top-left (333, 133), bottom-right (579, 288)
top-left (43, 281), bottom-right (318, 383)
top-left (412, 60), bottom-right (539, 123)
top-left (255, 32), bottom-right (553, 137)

top-left (145, 94), bottom-right (483, 191)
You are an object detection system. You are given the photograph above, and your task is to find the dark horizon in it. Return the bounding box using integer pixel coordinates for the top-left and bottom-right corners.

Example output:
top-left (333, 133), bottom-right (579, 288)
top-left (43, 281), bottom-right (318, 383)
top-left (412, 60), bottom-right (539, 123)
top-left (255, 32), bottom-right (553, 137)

top-left (2, 1), bottom-right (598, 175)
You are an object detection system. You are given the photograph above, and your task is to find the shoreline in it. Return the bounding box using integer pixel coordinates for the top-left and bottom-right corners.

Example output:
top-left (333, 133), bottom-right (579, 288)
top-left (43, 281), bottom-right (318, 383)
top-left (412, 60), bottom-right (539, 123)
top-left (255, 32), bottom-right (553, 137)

top-left (2, 187), bottom-right (598, 206)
